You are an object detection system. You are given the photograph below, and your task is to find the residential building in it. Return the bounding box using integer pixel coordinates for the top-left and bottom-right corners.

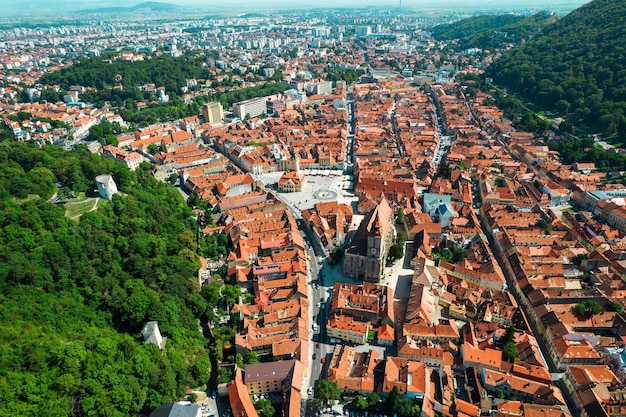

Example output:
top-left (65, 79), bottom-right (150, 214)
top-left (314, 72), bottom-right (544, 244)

top-left (328, 282), bottom-right (394, 327)
top-left (301, 201), bottom-right (353, 253)
top-left (381, 357), bottom-right (427, 399)
top-left (228, 369), bottom-right (259, 417)
top-left (306, 81), bottom-right (333, 95)
top-left (481, 369), bottom-right (566, 406)
top-left (243, 360), bottom-right (304, 396)
top-left (327, 314), bottom-right (370, 344)
top-left (328, 345), bottom-right (379, 394)
top-left (422, 193), bottom-right (457, 228)
top-left (101, 144), bottom-right (143, 171)
top-left (233, 97), bottom-right (267, 119)
top-left (202, 101), bottom-right (224, 124)
top-left (462, 341), bottom-right (502, 372)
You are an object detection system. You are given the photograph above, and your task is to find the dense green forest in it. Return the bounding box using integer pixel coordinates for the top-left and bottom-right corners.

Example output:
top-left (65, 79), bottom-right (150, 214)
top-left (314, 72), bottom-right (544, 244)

top-left (0, 142), bottom-right (226, 416)
top-left (39, 54), bottom-right (208, 93)
top-left (431, 12), bottom-right (556, 51)
top-left (432, 14), bottom-right (523, 42)
top-left (489, 0), bottom-right (626, 142)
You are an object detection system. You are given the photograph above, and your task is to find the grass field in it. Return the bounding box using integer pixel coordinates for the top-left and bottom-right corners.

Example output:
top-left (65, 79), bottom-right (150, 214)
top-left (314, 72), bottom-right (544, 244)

top-left (65, 197), bottom-right (102, 219)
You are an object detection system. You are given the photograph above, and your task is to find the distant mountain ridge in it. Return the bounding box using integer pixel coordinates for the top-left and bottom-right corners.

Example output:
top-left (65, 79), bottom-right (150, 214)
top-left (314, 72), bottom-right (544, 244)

top-left (77, 1), bottom-right (180, 14)
top-left (489, 0), bottom-right (626, 141)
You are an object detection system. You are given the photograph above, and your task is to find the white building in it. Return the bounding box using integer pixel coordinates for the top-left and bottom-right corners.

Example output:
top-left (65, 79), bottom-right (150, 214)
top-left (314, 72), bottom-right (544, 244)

top-left (306, 81), bottom-right (333, 95)
top-left (141, 321), bottom-right (165, 350)
top-left (232, 97), bottom-right (267, 119)
top-left (422, 193), bottom-right (456, 228)
top-left (95, 174), bottom-right (118, 200)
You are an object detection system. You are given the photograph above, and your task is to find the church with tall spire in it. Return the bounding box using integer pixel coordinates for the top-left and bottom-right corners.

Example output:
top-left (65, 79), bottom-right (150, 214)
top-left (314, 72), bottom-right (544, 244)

top-left (343, 198), bottom-right (396, 282)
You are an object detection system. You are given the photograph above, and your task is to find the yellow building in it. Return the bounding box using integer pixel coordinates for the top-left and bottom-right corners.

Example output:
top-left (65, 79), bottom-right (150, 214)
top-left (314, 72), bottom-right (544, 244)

top-left (327, 314), bottom-right (369, 344)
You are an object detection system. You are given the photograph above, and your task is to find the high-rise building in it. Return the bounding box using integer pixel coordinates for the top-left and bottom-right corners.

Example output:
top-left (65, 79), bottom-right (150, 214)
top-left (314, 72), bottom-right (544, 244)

top-left (357, 26), bottom-right (372, 38)
top-left (232, 97), bottom-right (267, 120)
top-left (202, 101), bottom-right (224, 123)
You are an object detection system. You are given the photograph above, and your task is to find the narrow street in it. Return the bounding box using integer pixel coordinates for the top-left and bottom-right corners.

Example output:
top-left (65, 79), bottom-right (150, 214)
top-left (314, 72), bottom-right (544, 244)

top-left (481, 222), bottom-right (579, 417)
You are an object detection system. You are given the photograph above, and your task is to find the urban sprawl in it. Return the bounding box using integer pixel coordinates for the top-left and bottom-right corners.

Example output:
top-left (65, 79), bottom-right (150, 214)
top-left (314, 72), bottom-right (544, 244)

top-left (1, 8), bottom-right (624, 417)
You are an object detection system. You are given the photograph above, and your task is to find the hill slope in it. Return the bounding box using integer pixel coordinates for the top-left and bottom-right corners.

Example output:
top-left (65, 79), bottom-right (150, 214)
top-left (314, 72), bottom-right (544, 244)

top-left (0, 143), bottom-right (213, 416)
top-left (489, 0), bottom-right (626, 140)
top-left (431, 12), bottom-right (557, 51)
top-left (432, 14), bottom-right (523, 42)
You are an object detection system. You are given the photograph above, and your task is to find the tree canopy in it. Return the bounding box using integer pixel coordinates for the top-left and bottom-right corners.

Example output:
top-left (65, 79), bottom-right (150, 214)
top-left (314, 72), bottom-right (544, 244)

top-left (314, 379), bottom-right (340, 407)
top-left (384, 386), bottom-right (421, 417)
top-left (39, 54), bottom-right (208, 93)
top-left (432, 12), bottom-right (556, 51)
top-left (571, 300), bottom-right (603, 317)
top-left (0, 142), bottom-right (216, 416)
top-left (490, 0), bottom-right (626, 141)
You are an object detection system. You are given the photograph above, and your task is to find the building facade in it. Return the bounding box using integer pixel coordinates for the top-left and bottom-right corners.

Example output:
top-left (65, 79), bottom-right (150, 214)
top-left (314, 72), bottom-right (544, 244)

top-left (202, 101), bottom-right (224, 123)
top-left (233, 97), bottom-right (267, 119)
top-left (343, 199), bottom-right (395, 282)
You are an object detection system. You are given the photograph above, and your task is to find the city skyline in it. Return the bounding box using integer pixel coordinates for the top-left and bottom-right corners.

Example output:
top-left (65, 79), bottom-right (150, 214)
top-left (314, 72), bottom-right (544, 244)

top-left (5, 0), bottom-right (592, 17)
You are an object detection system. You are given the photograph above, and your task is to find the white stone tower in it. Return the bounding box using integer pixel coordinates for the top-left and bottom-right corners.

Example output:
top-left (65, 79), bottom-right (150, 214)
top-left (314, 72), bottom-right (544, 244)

top-left (95, 174), bottom-right (118, 200)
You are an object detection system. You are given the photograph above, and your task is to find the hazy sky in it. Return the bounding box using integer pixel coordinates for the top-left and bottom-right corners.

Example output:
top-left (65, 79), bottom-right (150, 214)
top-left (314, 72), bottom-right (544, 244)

top-left (7, 0), bottom-right (591, 16)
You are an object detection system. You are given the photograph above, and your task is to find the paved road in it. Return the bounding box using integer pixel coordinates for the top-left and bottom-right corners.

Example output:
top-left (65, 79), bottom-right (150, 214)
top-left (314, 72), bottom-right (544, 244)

top-left (295, 221), bottom-right (332, 407)
top-left (480, 206), bottom-right (579, 417)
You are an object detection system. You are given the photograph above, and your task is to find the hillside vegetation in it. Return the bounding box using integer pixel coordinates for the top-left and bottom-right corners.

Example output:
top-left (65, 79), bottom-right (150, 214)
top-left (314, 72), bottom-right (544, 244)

top-left (0, 143), bottom-right (213, 416)
top-left (35, 54), bottom-right (287, 124)
top-left (489, 0), bottom-right (626, 141)
top-left (39, 55), bottom-right (208, 93)
top-left (431, 12), bottom-right (556, 51)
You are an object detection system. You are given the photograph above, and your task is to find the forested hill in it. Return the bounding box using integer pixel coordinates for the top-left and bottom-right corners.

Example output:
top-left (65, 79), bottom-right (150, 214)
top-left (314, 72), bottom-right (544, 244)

top-left (431, 12), bottom-right (557, 50)
top-left (489, 0), bottom-right (626, 141)
top-left (38, 54), bottom-right (208, 93)
top-left (0, 143), bottom-right (213, 416)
